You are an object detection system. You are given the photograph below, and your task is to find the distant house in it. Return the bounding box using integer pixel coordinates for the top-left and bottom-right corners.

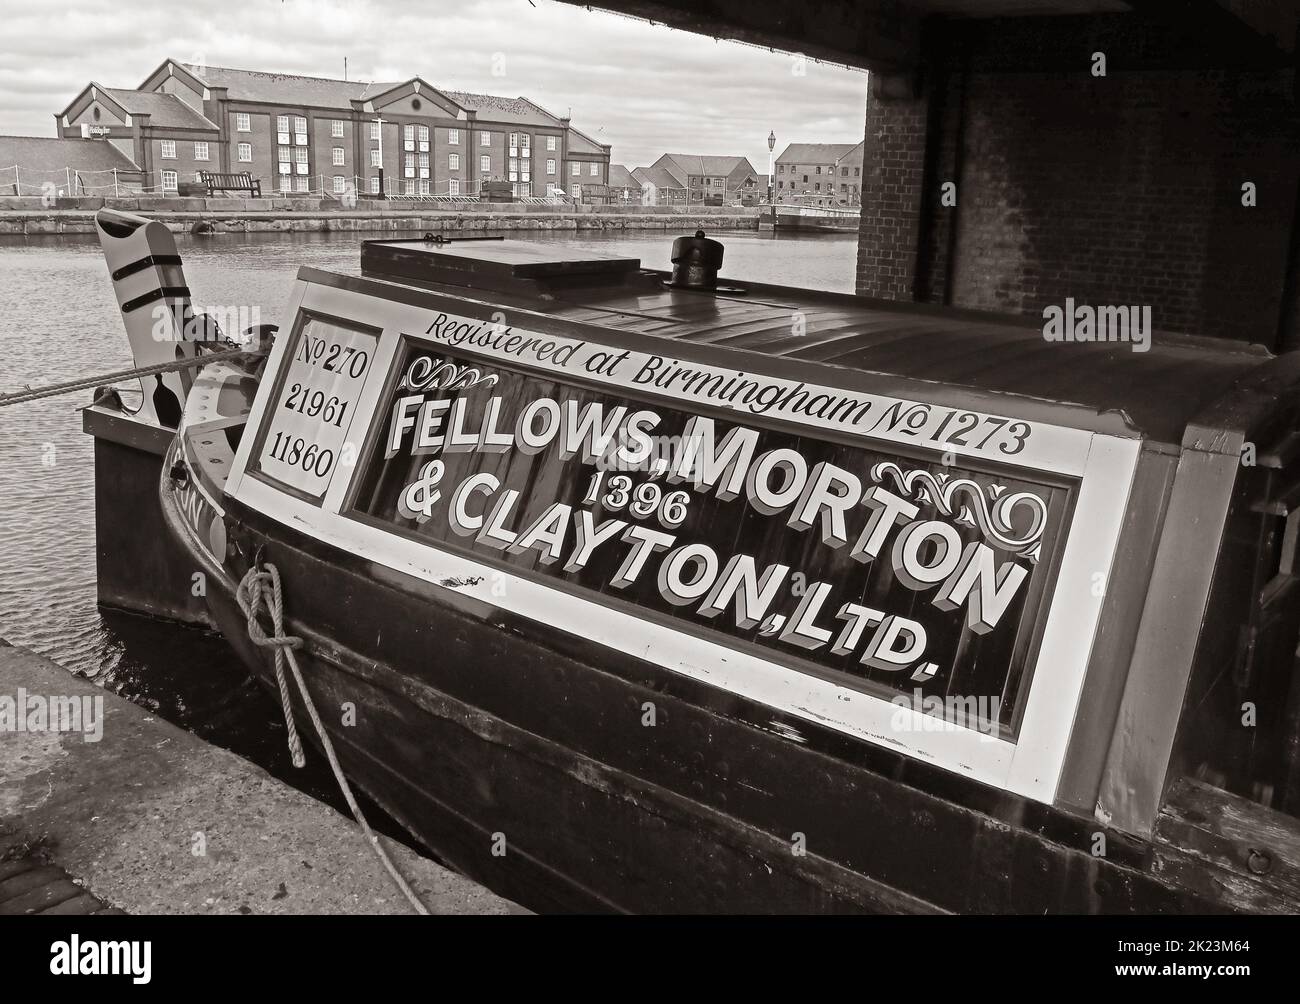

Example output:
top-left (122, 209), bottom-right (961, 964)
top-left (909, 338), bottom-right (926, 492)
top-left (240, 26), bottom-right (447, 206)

top-left (775, 141), bottom-right (863, 206)
top-left (642, 153), bottom-right (761, 204)
top-left (0, 135), bottom-right (142, 195)
top-left (631, 165), bottom-right (687, 205)
top-left (608, 164), bottom-right (637, 202)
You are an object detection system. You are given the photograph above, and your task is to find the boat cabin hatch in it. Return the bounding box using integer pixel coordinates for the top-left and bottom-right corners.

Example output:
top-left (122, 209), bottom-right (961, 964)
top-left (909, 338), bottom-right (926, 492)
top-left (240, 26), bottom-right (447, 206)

top-left (185, 237), bottom-right (1300, 838)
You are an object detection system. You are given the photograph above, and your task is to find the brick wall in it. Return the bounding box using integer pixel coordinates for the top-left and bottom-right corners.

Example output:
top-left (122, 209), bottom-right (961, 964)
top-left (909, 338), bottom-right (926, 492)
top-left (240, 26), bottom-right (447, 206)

top-left (854, 78), bottom-right (928, 301)
top-left (856, 18), bottom-right (1300, 348)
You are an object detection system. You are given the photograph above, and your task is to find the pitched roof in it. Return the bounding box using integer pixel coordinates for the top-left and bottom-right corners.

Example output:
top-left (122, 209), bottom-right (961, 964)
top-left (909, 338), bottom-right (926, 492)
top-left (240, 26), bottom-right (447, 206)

top-left (104, 89), bottom-right (218, 130)
top-left (777, 142), bottom-right (860, 164)
top-left (608, 164), bottom-right (636, 188)
top-left (631, 166), bottom-right (684, 191)
top-left (182, 62), bottom-right (572, 131)
top-left (445, 92), bottom-right (564, 128)
top-left (182, 63), bottom-right (401, 109)
top-left (658, 153), bottom-right (756, 179)
top-left (0, 135), bottom-right (140, 176)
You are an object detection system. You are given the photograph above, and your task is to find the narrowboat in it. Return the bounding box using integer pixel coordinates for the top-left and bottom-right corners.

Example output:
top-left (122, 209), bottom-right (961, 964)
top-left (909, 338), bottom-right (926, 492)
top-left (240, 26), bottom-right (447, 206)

top-left (86, 209), bottom-right (1300, 913)
top-left (760, 203), bottom-right (860, 234)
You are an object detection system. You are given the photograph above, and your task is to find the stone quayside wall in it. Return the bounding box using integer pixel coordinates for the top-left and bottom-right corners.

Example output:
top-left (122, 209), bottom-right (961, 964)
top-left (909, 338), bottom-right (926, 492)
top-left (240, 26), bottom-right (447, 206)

top-left (0, 196), bottom-right (760, 236)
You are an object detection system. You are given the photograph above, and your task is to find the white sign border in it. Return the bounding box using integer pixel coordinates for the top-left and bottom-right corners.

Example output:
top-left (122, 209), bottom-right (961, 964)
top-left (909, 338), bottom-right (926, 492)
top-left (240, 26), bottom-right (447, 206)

top-left (229, 282), bottom-right (1143, 804)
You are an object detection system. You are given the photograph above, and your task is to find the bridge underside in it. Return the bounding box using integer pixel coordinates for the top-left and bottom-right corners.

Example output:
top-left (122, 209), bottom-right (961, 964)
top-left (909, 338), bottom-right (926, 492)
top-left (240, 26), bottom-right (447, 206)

top-left (563, 1), bottom-right (1300, 350)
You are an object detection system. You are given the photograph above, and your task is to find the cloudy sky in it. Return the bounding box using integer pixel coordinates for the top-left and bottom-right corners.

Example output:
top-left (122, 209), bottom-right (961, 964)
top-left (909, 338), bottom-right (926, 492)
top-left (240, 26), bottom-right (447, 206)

top-left (0, 0), bottom-right (868, 170)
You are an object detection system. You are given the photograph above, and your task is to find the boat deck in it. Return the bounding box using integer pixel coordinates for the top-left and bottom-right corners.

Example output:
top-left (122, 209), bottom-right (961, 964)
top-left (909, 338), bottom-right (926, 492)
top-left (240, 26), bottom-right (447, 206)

top-left (345, 237), bottom-right (1274, 447)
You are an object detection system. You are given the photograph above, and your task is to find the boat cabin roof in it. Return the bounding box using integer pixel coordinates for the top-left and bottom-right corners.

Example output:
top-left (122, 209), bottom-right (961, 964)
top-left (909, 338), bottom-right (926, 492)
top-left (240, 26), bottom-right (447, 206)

top-left (343, 237), bottom-right (1272, 448)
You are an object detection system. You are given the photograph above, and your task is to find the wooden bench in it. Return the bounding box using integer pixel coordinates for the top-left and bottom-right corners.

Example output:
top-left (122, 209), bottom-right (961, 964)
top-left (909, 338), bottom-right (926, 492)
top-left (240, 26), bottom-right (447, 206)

top-left (198, 171), bottom-right (261, 197)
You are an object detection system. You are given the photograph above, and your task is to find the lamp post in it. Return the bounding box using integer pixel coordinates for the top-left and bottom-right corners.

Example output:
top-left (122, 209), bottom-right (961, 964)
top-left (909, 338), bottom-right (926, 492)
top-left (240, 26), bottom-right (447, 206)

top-left (766, 130), bottom-right (776, 205)
top-left (374, 116), bottom-right (386, 198)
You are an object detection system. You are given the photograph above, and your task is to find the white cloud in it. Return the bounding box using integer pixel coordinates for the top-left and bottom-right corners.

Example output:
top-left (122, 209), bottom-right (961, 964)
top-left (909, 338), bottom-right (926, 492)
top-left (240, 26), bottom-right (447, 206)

top-left (0, 0), bottom-right (867, 169)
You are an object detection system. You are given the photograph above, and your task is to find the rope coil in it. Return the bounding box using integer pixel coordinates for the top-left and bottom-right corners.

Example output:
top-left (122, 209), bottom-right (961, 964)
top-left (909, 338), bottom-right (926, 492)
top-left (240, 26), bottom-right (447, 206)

top-left (235, 561), bottom-right (431, 915)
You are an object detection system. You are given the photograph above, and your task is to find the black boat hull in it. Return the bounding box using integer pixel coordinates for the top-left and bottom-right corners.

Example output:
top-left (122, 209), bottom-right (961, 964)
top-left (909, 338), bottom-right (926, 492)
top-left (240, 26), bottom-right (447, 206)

top-left (160, 470), bottom-right (1234, 914)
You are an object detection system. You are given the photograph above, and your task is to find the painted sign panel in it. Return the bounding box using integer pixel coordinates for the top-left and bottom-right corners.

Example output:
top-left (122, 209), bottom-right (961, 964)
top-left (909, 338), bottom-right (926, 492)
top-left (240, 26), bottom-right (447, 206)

top-left (255, 317), bottom-right (377, 498)
top-left (351, 337), bottom-right (1077, 738)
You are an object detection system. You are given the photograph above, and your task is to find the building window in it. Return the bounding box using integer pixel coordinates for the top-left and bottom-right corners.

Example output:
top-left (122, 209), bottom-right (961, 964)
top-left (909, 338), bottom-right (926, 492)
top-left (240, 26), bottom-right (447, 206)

top-left (449, 178), bottom-right (460, 196)
top-left (194, 142), bottom-right (209, 161)
top-left (522, 168), bottom-right (530, 182)
top-left (521, 135), bottom-right (530, 158)
top-left (237, 142), bottom-right (252, 162)
top-left (160, 140), bottom-right (176, 159)
top-left (480, 131), bottom-right (491, 146)
top-left (547, 135), bottom-right (556, 151)
top-left (370, 149), bottom-right (381, 167)
top-left (589, 163), bottom-right (598, 177)
top-left (370, 175), bottom-right (380, 194)
top-left (236, 113), bottom-right (251, 132)
top-left (480, 155), bottom-right (491, 173)
top-left (418, 125), bottom-right (429, 151)
top-left (448, 153), bottom-right (460, 170)
top-left (332, 147), bottom-right (345, 166)
top-left (546, 159), bottom-right (555, 175)
top-left (419, 152), bottom-right (429, 178)
top-left (854, 167), bottom-right (860, 177)
top-left (293, 116), bottom-right (307, 142)
top-left (841, 166), bottom-right (849, 176)
top-left (370, 121), bottom-right (380, 141)
top-left (280, 176), bottom-right (292, 193)
top-left (571, 162), bottom-right (580, 177)
top-left (296, 147), bottom-right (308, 174)
top-left (161, 170), bottom-right (177, 191)
top-left (418, 179), bottom-right (429, 195)
top-left (814, 183), bottom-right (820, 192)
top-left (331, 120), bottom-right (344, 138)
top-left (277, 115), bottom-right (290, 143)
top-left (404, 179), bottom-right (414, 195)
top-left (404, 124), bottom-right (415, 151)
top-left (448, 128), bottom-right (459, 145)
top-left (404, 155), bottom-right (414, 179)
top-left (815, 166), bottom-right (822, 175)
top-left (333, 175), bottom-right (346, 193)
top-left (295, 176), bottom-right (309, 192)
top-left (778, 165), bottom-right (785, 174)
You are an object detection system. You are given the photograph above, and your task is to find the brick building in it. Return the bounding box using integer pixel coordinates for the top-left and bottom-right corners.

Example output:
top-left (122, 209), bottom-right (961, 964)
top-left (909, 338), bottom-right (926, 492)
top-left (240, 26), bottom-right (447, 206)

top-left (638, 153), bottom-right (761, 204)
top-left (775, 142), bottom-right (862, 206)
top-left (54, 59), bottom-right (611, 197)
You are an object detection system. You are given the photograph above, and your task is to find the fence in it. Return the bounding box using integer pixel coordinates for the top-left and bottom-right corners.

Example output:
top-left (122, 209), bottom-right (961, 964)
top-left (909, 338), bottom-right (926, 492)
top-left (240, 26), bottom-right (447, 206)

top-left (0, 166), bottom-right (612, 207)
top-left (0, 165), bottom-right (159, 197)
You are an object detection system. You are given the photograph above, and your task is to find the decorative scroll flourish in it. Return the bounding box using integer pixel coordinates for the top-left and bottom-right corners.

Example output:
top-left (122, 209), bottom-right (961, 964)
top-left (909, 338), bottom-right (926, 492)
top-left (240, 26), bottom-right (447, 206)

top-left (399, 358), bottom-right (499, 393)
top-left (870, 462), bottom-right (1048, 563)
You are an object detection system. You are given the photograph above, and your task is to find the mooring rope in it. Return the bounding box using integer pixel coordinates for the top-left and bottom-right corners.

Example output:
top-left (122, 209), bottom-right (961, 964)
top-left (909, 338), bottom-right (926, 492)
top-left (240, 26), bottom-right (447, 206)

top-left (235, 562), bottom-right (431, 916)
top-left (0, 347), bottom-right (256, 407)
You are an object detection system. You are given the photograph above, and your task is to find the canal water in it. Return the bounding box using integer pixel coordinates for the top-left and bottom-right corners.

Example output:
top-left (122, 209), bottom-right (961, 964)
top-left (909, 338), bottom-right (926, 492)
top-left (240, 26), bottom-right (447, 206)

top-left (0, 227), bottom-right (857, 804)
